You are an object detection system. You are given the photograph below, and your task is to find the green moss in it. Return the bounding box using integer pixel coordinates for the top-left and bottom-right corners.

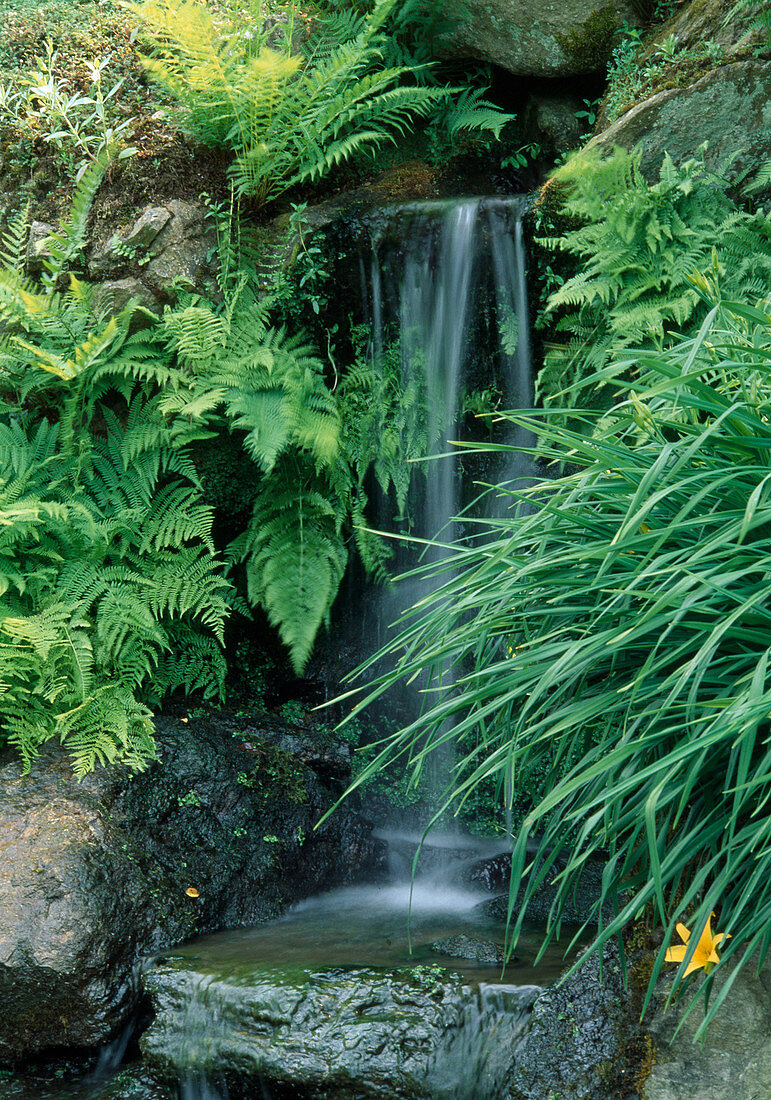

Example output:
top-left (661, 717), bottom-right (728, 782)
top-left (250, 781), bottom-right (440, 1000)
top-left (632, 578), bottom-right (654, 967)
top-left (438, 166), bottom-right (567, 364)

top-left (556, 6), bottom-right (618, 71)
top-left (235, 738), bottom-right (308, 805)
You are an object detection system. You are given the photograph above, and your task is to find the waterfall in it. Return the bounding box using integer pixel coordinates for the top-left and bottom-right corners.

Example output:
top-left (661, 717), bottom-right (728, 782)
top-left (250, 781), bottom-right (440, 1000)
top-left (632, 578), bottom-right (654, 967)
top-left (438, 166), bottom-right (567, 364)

top-left (355, 196), bottom-right (534, 705)
top-left (361, 195), bottom-right (533, 557)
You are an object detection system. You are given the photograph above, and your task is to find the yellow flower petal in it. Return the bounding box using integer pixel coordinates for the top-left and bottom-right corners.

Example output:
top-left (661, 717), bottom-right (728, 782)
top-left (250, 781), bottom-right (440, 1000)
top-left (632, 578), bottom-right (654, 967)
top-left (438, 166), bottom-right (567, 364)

top-left (683, 957), bottom-right (707, 978)
top-left (675, 922), bottom-right (691, 945)
top-left (665, 945), bottom-right (687, 963)
top-left (694, 916), bottom-right (714, 959)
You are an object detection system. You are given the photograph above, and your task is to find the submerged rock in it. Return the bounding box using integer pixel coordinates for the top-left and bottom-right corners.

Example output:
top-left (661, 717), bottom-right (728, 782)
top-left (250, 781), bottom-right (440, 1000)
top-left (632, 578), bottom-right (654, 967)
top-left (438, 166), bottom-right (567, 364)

top-left (431, 935), bottom-right (506, 966)
top-left (0, 713), bottom-right (382, 1061)
top-left (141, 958), bottom-right (539, 1100)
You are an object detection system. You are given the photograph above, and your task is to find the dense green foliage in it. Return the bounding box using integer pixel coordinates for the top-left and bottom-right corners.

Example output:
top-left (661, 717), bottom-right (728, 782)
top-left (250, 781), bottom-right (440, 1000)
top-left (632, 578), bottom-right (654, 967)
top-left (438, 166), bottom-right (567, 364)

top-left (725, 0), bottom-right (771, 45)
top-left (334, 291), bottom-right (771, 1030)
top-left (536, 145), bottom-right (771, 413)
top-left (0, 163), bottom-right (230, 775)
top-left (0, 152), bottom-right (448, 771)
top-left (132, 0), bottom-right (509, 205)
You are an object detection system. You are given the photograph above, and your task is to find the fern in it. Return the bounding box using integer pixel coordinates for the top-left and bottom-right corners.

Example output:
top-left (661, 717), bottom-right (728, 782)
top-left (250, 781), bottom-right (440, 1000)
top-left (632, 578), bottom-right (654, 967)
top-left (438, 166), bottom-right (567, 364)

top-left (747, 155), bottom-right (771, 197)
top-left (536, 145), bottom-right (771, 412)
top-left (229, 455), bottom-right (348, 674)
top-left (0, 173), bottom-right (233, 776)
top-left (40, 156), bottom-right (110, 290)
top-left (132, 0), bottom-right (507, 205)
top-left (723, 0), bottom-right (771, 45)
top-left (433, 86), bottom-right (515, 141)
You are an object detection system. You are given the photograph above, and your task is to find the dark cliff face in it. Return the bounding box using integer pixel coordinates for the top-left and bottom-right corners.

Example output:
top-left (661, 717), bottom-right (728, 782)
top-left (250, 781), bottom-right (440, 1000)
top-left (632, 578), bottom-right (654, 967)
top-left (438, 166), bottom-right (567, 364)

top-left (0, 712), bottom-right (384, 1063)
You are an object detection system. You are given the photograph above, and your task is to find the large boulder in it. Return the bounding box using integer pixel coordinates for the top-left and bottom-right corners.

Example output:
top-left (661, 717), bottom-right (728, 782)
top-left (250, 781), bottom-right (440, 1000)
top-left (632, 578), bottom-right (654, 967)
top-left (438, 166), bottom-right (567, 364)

top-left (141, 957), bottom-right (539, 1100)
top-left (587, 60), bottom-right (771, 196)
top-left (644, 954), bottom-right (771, 1100)
top-left (0, 713), bottom-right (383, 1062)
top-left (0, 762), bottom-right (157, 1060)
top-left (438, 1), bottom-right (641, 78)
top-left (659, 0), bottom-right (764, 55)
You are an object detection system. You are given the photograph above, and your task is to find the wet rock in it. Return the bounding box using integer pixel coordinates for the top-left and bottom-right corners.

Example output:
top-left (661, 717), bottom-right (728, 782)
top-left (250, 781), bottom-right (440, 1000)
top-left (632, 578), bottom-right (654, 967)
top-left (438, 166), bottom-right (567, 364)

top-left (644, 954), bottom-right (771, 1100)
top-left (113, 713), bottom-right (387, 935)
top-left (507, 942), bottom-right (645, 1100)
top-left (521, 91), bottom-right (585, 161)
top-left (658, 0), bottom-right (764, 57)
top-left (88, 208), bottom-right (172, 278)
top-left (467, 851), bottom-right (511, 893)
top-left (437, 1), bottom-right (641, 78)
top-left (0, 759), bottom-right (154, 1060)
top-left (431, 936), bottom-right (505, 965)
top-left (0, 713), bottom-right (381, 1060)
top-left (588, 60), bottom-right (771, 200)
top-left (141, 957), bottom-right (539, 1100)
top-left (121, 208), bottom-right (172, 252)
top-left (142, 199), bottom-right (217, 300)
top-left (479, 857), bottom-right (607, 926)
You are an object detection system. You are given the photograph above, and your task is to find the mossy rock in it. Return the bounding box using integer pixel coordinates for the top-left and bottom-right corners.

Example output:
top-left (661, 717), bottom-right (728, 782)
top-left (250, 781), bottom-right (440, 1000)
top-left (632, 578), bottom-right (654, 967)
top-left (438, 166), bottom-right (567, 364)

top-left (588, 59), bottom-right (771, 201)
top-left (437, 0), bottom-right (642, 77)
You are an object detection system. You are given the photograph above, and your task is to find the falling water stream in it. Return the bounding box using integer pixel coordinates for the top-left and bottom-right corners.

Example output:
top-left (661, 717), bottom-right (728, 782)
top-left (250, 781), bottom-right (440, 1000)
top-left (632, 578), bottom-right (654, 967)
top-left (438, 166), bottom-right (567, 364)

top-left (361, 195), bottom-right (534, 561)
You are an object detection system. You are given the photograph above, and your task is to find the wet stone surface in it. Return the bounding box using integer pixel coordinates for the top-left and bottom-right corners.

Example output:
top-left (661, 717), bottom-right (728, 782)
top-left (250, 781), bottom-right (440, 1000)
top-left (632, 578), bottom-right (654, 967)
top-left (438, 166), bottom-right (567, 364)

top-left (141, 958), bottom-right (539, 1100)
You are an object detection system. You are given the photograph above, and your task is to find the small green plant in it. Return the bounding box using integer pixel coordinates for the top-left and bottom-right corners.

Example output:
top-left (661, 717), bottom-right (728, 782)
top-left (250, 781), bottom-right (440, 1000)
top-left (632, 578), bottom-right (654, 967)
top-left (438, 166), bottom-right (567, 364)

top-left (262, 834), bottom-right (280, 843)
top-left (177, 789), bottom-right (203, 808)
top-left (408, 963), bottom-right (446, 993)
top-left (501, 141), bottom-right (541, 171)
top-left (604, 25), bottom-right (727, 123)
top-left (235, 739), bottom-right (308, 803)
top-left (574, 97), bottom-right (599, 140)
top-left (279, 700), bottom-right (307, 723)
top-left (15, 43), bottom-right (137, 178)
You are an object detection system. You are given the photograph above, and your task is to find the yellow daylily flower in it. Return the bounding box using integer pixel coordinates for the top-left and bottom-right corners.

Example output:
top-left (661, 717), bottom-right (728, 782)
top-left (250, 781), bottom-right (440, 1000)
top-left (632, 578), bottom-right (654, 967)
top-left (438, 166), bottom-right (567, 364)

top-left (665, 914), bottom-right (730, 976)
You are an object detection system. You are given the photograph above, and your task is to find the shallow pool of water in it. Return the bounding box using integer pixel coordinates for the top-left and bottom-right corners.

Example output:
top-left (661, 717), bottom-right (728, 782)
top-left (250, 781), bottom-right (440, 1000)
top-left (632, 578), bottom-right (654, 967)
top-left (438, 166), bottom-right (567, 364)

top-left (169, 876), bottom-right (575, 987)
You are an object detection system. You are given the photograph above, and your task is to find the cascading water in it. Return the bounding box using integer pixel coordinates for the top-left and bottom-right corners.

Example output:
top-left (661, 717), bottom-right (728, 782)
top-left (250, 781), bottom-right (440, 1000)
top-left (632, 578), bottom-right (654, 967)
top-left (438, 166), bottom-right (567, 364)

top-left (355, 196), bottom-right (534, 671)
top-left (351, 196), bottom-right (536, 816)
top-left (361, 196), bottom-right (534, 548)
top-left (138, 831), bottom-right (566, 1100)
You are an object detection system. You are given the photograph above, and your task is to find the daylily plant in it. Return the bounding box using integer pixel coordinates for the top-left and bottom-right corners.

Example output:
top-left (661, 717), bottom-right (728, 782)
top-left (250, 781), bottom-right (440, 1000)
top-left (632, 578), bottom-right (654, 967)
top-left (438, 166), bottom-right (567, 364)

top-left (665, 915), bottom-right (730, 976)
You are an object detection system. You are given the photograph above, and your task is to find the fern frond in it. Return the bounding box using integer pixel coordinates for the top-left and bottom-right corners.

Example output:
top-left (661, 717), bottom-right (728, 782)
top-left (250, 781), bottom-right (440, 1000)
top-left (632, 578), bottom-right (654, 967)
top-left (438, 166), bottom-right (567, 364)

top-left (0, 205), bottom-right (30, 275)
top-left (41, 155), bottom-right (110, 289)
top-left (229, 456), bottom-right (348, 673)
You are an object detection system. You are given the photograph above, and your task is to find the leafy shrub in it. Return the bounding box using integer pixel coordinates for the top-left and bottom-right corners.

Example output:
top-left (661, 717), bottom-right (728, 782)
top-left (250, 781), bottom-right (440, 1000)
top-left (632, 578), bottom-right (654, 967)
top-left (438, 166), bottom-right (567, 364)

top-left (334, 292), bottom-right (771, 1031)
top-left (0, 0), bottom-right (146, 181)
top-left (535, 144), bottom-right (771, 412)
top-left (157, 282), bottom-right (436, 672)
